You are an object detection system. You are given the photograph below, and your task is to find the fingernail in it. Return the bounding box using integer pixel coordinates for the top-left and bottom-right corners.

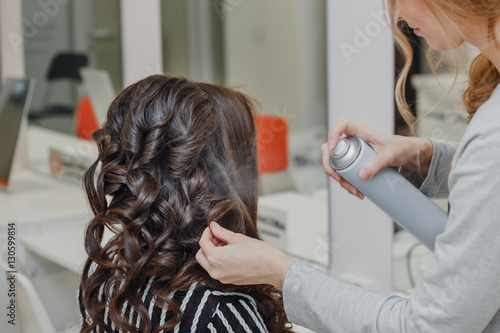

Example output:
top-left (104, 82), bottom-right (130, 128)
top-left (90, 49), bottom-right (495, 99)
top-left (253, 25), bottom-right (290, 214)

top-left (359, 168), bottom-right (372, 180)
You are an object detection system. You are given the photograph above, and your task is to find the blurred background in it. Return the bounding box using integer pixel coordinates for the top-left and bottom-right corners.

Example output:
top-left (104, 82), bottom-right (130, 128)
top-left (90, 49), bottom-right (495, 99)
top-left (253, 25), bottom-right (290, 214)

top-left (0, 0), bottom-right (478, 332)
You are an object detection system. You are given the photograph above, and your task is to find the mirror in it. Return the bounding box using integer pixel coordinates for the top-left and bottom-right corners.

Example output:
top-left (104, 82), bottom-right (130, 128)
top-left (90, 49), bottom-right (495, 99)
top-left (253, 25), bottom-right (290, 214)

top-left (161, 0), bottom-right (329, 268)
top-left (21, 0), bottom-right (329, 268)
top-left (23, 0), bottom-right (122, 135)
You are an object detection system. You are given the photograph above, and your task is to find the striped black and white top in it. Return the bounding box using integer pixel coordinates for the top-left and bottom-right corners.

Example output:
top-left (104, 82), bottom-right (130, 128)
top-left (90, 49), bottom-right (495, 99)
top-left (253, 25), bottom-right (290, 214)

top-left (78, 277), bottom-right (270, 333)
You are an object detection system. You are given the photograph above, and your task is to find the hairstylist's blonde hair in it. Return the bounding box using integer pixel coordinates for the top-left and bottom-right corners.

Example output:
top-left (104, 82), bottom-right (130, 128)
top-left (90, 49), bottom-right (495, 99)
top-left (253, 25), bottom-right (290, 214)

top-left (388, 0), bottom-right (500, 124)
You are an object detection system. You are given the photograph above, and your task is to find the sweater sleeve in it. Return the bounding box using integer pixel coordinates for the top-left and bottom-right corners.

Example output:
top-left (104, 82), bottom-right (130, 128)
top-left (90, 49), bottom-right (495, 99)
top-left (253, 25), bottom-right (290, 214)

top-left (282, 87), bottom-right (500, 333)
top-left (419, 138), bottom-right (458, 198)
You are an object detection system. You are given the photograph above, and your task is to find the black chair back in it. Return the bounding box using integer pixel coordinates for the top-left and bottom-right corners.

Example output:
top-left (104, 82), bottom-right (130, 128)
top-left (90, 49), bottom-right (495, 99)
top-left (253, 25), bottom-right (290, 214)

top-left (47, 53), bottom-right (88, 81)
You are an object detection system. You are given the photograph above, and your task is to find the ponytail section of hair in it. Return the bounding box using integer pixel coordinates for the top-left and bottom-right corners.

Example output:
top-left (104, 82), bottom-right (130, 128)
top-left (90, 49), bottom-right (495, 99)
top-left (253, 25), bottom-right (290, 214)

top-left (463, 53), bottom-right (500, 121)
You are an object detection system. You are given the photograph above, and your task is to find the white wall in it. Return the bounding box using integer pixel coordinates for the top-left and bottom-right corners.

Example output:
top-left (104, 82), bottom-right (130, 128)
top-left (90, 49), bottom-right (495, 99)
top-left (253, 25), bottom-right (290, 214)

top-left (120, 0), bottom-right (163, 88)
top-left (327, 0), bottom-right (395, 293)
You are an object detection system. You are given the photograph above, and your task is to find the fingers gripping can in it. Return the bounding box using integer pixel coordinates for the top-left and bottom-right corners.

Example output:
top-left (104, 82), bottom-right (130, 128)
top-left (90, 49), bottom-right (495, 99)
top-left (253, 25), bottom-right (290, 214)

top-left (329, 136), bottom-right (447, 251)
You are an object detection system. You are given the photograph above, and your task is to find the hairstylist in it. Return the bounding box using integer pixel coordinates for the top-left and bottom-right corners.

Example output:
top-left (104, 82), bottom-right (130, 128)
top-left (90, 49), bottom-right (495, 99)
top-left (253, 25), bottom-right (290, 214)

top-left (196, 0), bottom-right (500, 332)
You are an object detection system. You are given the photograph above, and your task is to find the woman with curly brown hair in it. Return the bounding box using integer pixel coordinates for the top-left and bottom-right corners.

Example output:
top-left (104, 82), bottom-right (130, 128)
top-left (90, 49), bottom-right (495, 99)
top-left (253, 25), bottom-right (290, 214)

top-left (78, 75), bottom-right (292, 333)
top-left (197, 0), bottom-right (500, 332)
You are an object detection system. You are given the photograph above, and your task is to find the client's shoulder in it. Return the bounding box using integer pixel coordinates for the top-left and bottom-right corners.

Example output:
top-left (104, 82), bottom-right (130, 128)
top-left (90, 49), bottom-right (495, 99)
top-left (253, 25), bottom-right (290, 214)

top-left (177, 283), bottom-right (269, 333)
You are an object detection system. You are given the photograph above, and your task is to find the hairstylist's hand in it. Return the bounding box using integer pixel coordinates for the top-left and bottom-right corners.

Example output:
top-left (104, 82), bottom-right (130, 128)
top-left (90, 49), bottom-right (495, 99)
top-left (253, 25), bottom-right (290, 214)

top-left (196, 222), bottom-right (294, 289)
top-left (321, 118), bottom-right (434, 199)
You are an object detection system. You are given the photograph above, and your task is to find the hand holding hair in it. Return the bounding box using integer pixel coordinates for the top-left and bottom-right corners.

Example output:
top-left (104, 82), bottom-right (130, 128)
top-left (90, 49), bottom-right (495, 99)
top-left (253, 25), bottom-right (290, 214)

top-left (322, 118), bottom-right (434, 199)
top-left (196, 222), bottom-right (294, 289)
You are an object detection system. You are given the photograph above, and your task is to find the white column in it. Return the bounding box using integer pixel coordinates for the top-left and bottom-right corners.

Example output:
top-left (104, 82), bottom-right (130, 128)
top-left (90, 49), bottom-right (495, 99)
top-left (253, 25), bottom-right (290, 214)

top-left (120, 0), bottom-right (163, 88)
top-left (327, 0), bottom-right (395, 293)
top-left (0, 0), bottom-right (28, 171)
top-left (0, 0), bottom-right (25, 80)
top-left (0, 0), bottom-right (24, 79)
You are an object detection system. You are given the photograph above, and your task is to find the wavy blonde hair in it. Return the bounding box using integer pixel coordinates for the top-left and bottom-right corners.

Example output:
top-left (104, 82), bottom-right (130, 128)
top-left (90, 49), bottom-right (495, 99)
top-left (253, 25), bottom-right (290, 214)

top-left (387, 0), bottom-right (500, 125)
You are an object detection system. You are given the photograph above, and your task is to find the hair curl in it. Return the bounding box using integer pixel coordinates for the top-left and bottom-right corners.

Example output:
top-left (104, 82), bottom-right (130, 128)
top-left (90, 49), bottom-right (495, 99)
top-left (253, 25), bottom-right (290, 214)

top-left (80, 75), bottom-right (292, 332)
top-left (388, 0), bottom-right (500, 125)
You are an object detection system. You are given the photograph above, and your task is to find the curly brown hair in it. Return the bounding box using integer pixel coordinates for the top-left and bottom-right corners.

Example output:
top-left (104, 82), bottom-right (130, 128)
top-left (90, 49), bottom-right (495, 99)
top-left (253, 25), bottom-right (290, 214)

top-left (80, 75), bottom-right (292, 332)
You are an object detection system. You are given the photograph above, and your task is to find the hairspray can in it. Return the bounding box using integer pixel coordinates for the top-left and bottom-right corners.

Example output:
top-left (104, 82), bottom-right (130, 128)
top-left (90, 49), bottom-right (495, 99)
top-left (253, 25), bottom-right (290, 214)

top-left (329, 136), bottom-right (447, 251)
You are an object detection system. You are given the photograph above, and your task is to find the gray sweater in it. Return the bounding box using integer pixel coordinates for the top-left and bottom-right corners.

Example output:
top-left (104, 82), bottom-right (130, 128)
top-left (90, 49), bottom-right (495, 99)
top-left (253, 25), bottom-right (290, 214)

top-left (283, 84), bottom-right (500, 333)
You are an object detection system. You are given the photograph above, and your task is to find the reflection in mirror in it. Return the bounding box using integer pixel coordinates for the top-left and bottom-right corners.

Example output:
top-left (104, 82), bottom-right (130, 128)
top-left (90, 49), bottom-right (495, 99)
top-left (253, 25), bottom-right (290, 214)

top-left (161, 0), bottom-right (329, 268)
top-left (161, 0), bottom-right (225, 84)
top-left (23, 0), bottom-right (122, 135)
top-left (393, 33), bottom-right (479, 292)
top-left (161, 0), bottom-right (190, 79)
